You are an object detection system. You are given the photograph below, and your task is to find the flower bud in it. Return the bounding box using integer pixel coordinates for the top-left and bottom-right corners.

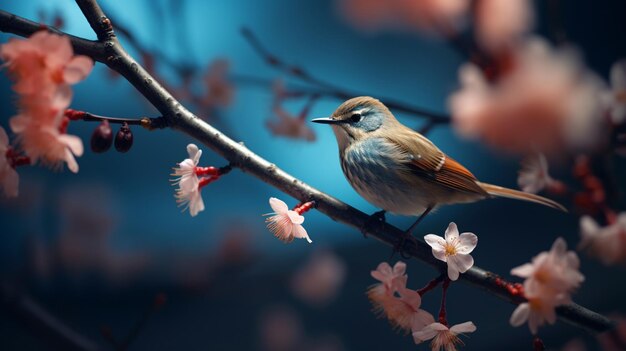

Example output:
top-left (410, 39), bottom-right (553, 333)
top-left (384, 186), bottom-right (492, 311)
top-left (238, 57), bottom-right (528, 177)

top-left (114, 122), bottom-right (133, 153)
top-left (90, 120), bottom-right (113, 153)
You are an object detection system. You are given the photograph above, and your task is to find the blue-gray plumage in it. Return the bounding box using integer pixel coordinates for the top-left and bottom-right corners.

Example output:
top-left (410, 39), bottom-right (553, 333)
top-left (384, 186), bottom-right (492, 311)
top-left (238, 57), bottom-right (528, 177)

top-left (312, 96), bottom-right (565, 220)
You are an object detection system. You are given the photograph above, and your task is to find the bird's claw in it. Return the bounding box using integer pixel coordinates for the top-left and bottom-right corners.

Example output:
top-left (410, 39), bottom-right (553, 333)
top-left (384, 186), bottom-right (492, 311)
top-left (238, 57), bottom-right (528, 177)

top-left (361, 210), bottom-right (386, 238)
top-left (391, 231), bottom-right (417, 260)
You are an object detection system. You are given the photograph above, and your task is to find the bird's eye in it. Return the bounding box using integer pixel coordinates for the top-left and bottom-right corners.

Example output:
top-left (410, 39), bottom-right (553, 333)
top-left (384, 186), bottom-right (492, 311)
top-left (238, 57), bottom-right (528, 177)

top-left (349, 113), bottom-right (362, 123)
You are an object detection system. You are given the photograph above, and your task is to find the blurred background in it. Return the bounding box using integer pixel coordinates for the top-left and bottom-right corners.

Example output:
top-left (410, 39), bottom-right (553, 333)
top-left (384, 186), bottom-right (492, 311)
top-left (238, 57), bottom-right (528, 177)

top-left (1, 0), bottom-right (625, 350)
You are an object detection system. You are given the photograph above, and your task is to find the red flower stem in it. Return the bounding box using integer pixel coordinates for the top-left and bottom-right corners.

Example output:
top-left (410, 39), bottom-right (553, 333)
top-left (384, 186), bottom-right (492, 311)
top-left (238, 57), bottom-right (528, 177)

top-left (195, 166), bottom-right (220, 176)
top-left (293, 201), bottom-right (315, 215)
top-left (438, 278), bottom-right (451, 326)
top-left (417, 274), bottom-right (445, 296)
top-left (533, 336), bottom-right (545, 351)
top-left (64, 109), bottom-right (168, 130)
top-left (6, 149), bottom-right (31, 168)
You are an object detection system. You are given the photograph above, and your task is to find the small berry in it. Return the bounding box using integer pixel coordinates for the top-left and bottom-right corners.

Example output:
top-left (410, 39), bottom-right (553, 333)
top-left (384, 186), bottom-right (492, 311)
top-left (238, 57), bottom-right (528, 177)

top-left (114, 122), bottom-right (133, 153)
top-left (90, 120), bottom-right (113, 153)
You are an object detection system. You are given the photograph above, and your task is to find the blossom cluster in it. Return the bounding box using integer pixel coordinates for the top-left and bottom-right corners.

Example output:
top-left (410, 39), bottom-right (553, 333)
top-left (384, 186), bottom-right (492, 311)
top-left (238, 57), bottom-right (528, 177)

top-left (1, 31), bottom-right (93, 173)
top-left (509, 237), bottom-right (584, 334)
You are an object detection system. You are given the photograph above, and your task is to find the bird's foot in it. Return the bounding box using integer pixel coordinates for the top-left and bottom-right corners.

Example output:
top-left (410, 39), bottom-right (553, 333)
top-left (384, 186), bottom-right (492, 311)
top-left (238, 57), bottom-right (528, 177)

top-left (391, 231), bottom-right (417, 260)
top-left (361, 210), bottom-right (386, 238)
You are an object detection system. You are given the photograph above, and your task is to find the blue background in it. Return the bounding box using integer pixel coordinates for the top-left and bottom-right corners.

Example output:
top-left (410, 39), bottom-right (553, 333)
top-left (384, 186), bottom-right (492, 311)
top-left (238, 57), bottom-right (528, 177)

top-left (1, 0), bottom-right (625, 350)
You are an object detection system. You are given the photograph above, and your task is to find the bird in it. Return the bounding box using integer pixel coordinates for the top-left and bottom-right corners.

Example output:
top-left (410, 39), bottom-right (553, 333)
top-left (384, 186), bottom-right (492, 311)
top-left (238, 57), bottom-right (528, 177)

top-left (312, 96), bottom-right (565, 238)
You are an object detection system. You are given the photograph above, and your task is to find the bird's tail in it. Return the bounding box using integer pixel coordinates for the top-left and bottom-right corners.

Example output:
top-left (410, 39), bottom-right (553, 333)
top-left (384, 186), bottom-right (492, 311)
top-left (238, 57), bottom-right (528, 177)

top-left (477, 182), bottom-right (567, 212)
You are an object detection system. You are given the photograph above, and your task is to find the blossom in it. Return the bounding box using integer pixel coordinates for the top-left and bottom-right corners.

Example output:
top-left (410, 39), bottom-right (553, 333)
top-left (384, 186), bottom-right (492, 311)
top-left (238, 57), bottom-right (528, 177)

top-left (607, 59), bottom-right (626, 124)
top-left (339, 0), bottom-right (469, 34)
top-left (367, 261), bottom-right (434, 332)
top-left (517, 153), bottom-right (559, 194)
top-left (412, 321), bottom-right (477, 350)
top-left (266, 106), bottom-right (316, 142)
top-left (265, 197), bottom-right (311, 243)
top-left (201, 59), bottom-right (234, 108)
top-left (449, 38), bottom-right (607, 154)
top-left (1, 31), bottom-right (92, 172)
top-left (509, 237), bottom-right (584, 334)
top-left (171, 144), bottom-right (204, 217)
top-left (424, 223), bottom-right (477, 281)
top-left (579, 214), bottom-right (626, 265)
top-left (474, 0), bottom-right (533, 53)
top-left (0, 126), bottom-right (19, 197)
top-left (291, 249), bottom-right (347, 306)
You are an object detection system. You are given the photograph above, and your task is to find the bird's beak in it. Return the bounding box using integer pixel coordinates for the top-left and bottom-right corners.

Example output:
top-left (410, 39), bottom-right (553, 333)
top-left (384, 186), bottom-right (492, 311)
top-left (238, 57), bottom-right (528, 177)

top-left (311, 117), bottom-right (341, 124)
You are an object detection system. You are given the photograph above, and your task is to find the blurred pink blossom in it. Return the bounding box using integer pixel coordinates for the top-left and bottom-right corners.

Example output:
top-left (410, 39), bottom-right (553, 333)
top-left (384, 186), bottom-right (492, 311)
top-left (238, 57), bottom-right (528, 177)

top-left (424, 222), bottom-right (477, 281)
top-left (607, 59), bottom-right (626, 124)
top-left (259, 305), bottom-right (303, 351)
top-left (291, 249), bottom-right (346, 306)
top-left (449, 38), bottom-right (607, 154)
top-left (509, 237), bottom-right (584, 334)
top-left (201, 59), bottom-right (234, 108)
top-left (517, 153), bottom-right (561, 194)
top-left (559, 339), bottom-right (586, 351)
top-left (579, 213), bottom-right (626, 266)
top-left (597, 314), bottom-right (626, 351)
top-left (0, 127), bottom-right (19, 197)
top-left (266, 106), bottom-right (316, 142)
top-left (171, 144), bottom-right (205, 217)
top-left (474, 0), bottom-right (533, 53)
top-left (1, 31), bottom-right (92, 172)
top-left (367, 261), bottom-right (434, 332)
top-left (264, 197), bottom-right (312, 243)
top-left (412, 321), bottom-right (476, 350)
top-left (339, 0), bottom-right (469, 34)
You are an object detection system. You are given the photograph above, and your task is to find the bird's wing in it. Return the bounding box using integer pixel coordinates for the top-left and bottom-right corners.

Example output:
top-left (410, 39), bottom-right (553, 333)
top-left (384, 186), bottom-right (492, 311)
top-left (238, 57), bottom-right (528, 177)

top-left (386, 131), bottom-right (488, 196)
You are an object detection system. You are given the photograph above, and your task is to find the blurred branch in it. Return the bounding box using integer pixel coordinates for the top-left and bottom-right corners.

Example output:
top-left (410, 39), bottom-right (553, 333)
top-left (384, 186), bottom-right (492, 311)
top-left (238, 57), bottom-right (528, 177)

top-left (0, 0), bottom-right (615, 335)
top-left (0, 282), bottom-right (102, 351)
top-left (241, 27), bottom-right (450, 125)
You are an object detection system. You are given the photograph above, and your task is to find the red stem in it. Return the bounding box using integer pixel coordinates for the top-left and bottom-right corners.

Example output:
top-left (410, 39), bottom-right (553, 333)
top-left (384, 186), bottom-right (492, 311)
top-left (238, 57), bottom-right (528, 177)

top-left (293, 201), bottom-right (315, 215)
top-left (417, 274), bottom-right (445, 296)
top-left (438, 278), bottom-right (451, 326)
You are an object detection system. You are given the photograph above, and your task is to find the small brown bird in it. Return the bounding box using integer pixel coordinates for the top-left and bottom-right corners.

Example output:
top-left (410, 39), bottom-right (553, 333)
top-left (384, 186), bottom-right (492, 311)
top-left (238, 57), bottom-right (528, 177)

top-left (312, 96), bottom-right (565, 233)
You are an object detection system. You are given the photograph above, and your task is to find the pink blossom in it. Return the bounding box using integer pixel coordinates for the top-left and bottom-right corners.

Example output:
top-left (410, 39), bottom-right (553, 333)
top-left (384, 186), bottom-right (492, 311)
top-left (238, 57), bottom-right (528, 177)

top-left (1, 31), bottom-right (92, 172)
top-left (412, 321), bottom-right (477, 350)
top-left (339, 0), bottom-right (469, 34)
top-left (171, 144), bottom-right (205, 217)
top-left (201, 59), bottom-right (234, 108)
top-left (266, 106), bottom-right (316, 142)
top-left (607, 59), bottom-right (626, 124)
top-left (0, 126), bottom-right (19, 197)
top-left (449, 38), bottom-right (607, 154)
top-left (291, 249), bottom-right (347, 306)
top-left (474, 0), bottom-right (533, 53)
top-left (517, 153), bottom-right (559, 194)
top-left (510, 237), bottom-right (584, 334)
top-left (579, 214), bottom-right (626, 266)
top-left (367, 261), bottom-right (434, 332)
top-left (424, 222), bottom-right (477, 281)
top-left (265, 197), bottom-right (311, 243)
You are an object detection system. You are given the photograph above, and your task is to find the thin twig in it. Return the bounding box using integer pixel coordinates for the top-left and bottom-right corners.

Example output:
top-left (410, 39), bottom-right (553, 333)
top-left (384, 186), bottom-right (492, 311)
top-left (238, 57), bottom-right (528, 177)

top-left (241, 27), bottom-right (451, 124)
top-left (0, 2), bottom-right (615, 335)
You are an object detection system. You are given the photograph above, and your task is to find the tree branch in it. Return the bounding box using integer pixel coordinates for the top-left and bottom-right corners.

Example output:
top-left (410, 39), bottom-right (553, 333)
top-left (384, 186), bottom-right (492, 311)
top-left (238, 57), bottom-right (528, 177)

top-left (0, 0), bottom-right (615, 335)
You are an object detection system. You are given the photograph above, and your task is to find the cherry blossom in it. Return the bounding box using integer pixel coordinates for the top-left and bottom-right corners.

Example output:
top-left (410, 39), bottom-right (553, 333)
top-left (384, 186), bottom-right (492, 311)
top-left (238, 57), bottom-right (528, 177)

top-left (367, 261), bottom-right (434, 332)
top-left (449, 38), bottom-right (607, 154)
top-left (201, 59), bottom-right (234, 108)
top-left (0, 126), bottom-right (19, 198)
top-left (339, 0), bottom-right (469, 34)
top-left (264, 197), bottom-right (312, 243)
top-left (510, 237), bottom-right (584, 334)
top-left (517, 153), bottom-right (560, 194)
top-left (266, 106), bottom-right (316, 142)
top-left (413, 321), bottom-right (477, 350)
top-left (474, 0), bottom-right (533, 53)
top-left (171, 144), bottom-right (205, 217)
top-left (579, 214), bottom-right (626, 265)
top-left (424, 222), bottom-right (477, 281)
top-left (607, 59), bottom-right (626, 124)
top-left (1, 31), bottom-right (92, 172)
top-left (291, 249), bottom-right (346, 306)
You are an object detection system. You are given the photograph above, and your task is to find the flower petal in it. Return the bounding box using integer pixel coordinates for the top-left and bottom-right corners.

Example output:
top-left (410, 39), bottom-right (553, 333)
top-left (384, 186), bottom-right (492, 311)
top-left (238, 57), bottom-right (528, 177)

top-left (412, 323), bottom-right (441, 343)
top-left (424, 234), bottom-right (446, 250)
top-left (63, 55), bottom-right (93, 84)
top-left (410, 309), bottom-right (435, 333)
top-left (392, 261), bottom-right (406, 276)
top-left (286, 210), bottom-right (304, 225)
top-left (292, 224), bottom-right (312, 243)
top-left (451, 253), bottom-right (474, 273)
top-left (510, 303), bottom-right (530, 327)
top-left (447, 260), bottom-right (460, 281)
top-left (450, 321), bottom-right (477, 334)
top-left (456, 232), bottom-right (478, 254)
top-left (269, 197), bottom-right (289, 214)
top-left (511, 263), bottom-right (535, 278)
top-left (2, 167), bottom-right (19, 198)
top-left (444, 222), bottom-right (459, 241)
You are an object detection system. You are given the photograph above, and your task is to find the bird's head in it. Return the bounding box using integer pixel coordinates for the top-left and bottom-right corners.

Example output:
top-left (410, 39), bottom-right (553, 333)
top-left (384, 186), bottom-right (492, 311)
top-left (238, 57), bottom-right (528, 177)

top-left (312, 96), bottom-right (396, 150)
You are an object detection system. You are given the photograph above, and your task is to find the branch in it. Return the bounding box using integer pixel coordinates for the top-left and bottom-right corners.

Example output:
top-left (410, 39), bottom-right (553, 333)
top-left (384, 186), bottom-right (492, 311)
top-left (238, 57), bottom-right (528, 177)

top-left (0, 282), bottom-right (102, 351)
top-left (241, 27), bottom-right (451, 124)
top-left (0, 1), bottom-right (615, 335)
